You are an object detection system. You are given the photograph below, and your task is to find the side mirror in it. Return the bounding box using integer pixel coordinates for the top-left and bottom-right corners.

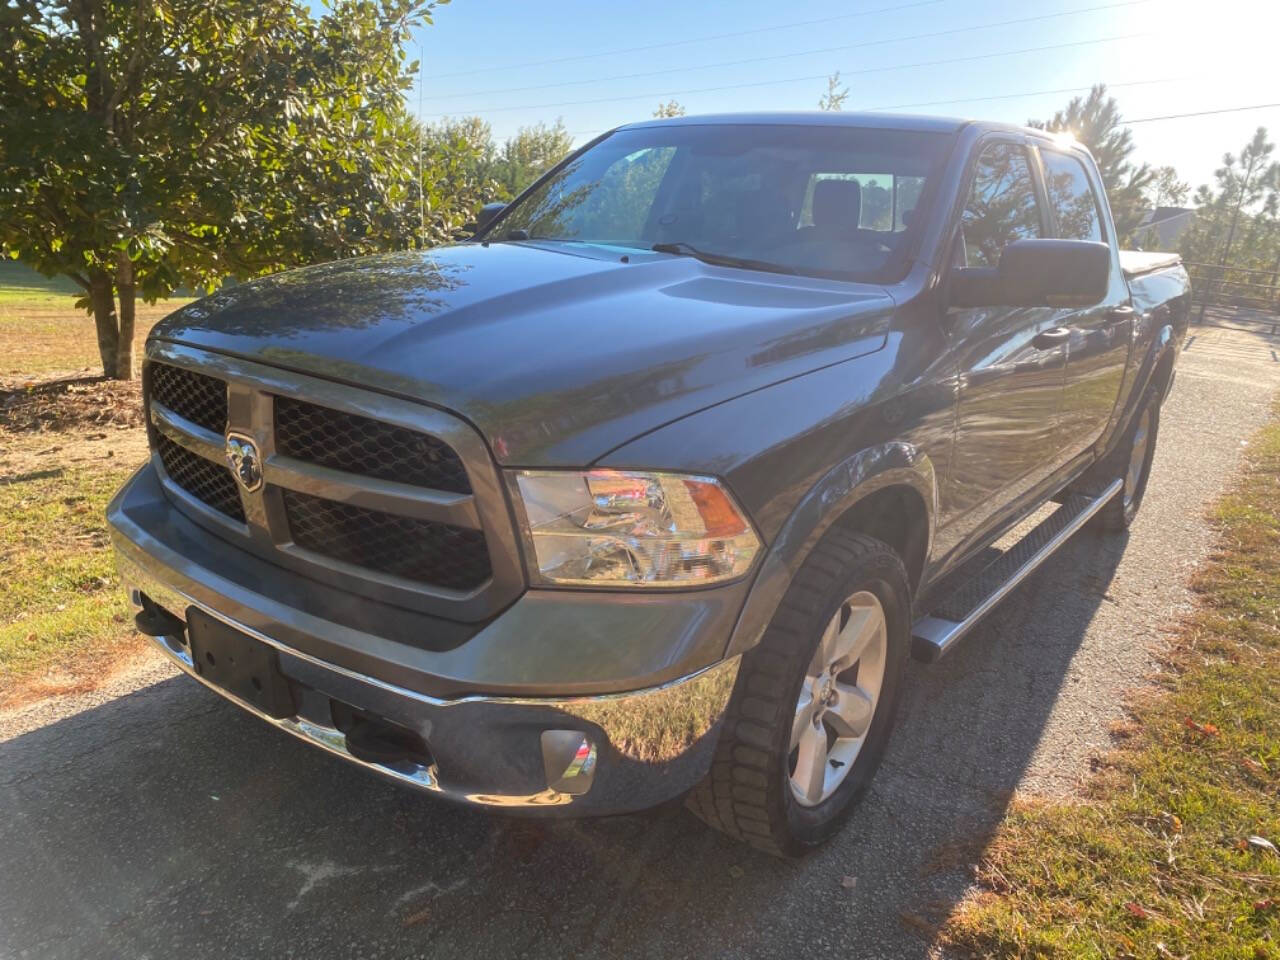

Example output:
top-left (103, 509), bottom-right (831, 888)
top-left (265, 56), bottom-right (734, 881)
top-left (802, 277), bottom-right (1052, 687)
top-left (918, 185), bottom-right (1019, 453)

top-left (949, 239), bottom-right (1110, 309)
top-left (472, 202), bottom-right (507, 236)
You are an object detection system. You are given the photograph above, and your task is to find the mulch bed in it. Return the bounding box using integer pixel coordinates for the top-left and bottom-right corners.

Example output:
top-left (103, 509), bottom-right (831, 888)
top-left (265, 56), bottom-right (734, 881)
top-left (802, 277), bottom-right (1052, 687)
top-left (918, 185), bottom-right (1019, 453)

top-left (0, 375), bottom-right (143, 433)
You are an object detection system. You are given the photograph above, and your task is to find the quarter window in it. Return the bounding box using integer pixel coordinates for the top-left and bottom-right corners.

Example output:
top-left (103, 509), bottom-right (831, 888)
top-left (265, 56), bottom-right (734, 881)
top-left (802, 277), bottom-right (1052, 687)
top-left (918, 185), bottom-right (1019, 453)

top-left (1040, 150), bottom-right (1104, 242)
top-left (958, 143), bottom-right (1043, 268)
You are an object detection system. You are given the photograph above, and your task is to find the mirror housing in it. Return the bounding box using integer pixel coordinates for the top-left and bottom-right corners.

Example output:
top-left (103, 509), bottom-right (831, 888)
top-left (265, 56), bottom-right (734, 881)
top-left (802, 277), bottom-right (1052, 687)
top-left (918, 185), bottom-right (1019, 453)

top-left (949, 239), bottom-right (1110, 309)
top-left (472, 201), bottom-right (507, 236)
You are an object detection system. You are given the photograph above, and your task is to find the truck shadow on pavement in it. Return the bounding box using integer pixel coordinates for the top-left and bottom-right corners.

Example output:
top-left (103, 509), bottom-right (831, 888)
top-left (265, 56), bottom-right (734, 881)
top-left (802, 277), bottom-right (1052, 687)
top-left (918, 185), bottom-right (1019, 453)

top-left (1, 532), bottom-right (1128, 960)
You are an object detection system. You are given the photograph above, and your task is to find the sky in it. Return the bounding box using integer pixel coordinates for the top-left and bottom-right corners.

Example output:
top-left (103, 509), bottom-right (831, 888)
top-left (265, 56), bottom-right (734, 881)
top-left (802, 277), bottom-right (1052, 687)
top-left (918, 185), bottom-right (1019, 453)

top-left (408, 0), bottom-right (1280, 197)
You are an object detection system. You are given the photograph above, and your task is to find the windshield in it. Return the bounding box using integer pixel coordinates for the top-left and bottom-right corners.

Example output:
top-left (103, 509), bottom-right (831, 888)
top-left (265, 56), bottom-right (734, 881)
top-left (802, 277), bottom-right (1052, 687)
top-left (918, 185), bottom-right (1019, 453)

top-left (485, 123), bottom-right (952, 282)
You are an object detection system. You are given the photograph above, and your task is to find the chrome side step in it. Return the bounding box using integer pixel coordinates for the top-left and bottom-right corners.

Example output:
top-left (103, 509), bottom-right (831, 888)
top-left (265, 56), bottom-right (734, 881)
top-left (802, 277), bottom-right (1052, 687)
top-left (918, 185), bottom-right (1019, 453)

top-left (911, 478), bottom-right (1123, 662)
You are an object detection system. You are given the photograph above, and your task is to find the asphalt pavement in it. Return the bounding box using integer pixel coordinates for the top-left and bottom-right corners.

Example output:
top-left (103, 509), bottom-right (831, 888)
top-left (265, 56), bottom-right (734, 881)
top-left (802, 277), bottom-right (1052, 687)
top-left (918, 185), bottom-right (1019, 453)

top-left (3, 318), bottom-right (1278, 960)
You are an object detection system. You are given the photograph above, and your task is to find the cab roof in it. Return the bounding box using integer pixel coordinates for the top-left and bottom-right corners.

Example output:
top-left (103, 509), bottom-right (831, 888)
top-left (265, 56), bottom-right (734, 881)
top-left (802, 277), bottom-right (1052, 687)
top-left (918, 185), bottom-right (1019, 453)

top-left (617, 111), bottom-right (1053, 142)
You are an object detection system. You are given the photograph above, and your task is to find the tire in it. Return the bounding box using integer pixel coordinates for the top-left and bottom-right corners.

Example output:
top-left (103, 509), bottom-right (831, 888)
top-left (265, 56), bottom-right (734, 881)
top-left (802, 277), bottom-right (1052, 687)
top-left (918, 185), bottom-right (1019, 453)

top-left (686, 530), bottom-right (910, 857)
top-left (1093, 388), bottom-right (1161, 533)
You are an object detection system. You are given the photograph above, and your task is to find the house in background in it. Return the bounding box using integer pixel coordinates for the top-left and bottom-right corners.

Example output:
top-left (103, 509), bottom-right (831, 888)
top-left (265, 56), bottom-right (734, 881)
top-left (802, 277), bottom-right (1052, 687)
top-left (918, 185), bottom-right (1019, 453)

top-left (1136, 206), bottom-right (1196, 251)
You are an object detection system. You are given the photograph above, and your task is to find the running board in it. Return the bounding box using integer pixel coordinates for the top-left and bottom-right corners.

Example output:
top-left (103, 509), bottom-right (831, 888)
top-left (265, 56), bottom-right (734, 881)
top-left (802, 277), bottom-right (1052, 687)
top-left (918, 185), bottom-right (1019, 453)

top-left (911, 478), bottom-right (1123, 662)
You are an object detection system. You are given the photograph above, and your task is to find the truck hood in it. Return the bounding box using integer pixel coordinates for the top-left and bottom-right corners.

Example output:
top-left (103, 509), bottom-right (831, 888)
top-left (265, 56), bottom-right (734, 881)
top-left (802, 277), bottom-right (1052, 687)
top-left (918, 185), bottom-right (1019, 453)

top-left (153, 243), bottom-right (893, 465)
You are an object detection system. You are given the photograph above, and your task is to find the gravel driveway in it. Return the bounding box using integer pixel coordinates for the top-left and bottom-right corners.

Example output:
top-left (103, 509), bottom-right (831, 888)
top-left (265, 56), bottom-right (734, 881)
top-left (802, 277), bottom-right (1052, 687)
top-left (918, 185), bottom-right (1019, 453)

top-left (3, 319), bottom-right (1278, 960)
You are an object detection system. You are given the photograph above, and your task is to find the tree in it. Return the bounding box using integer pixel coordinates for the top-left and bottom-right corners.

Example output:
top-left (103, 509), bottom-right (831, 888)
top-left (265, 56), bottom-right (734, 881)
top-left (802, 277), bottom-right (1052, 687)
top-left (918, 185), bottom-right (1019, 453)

top-left (493, 120), bottom-right (575, 198)
top-left (0, 0), bottom-right (440, 380)
top-left (818, 72), bottom-right (849, 112)
top-left (1148, 165), bottom-right (1190, 209)
top-left (414, 116), bottom-right (503, 240)
top-left (1178, 127), bottom-right (1280, 307)
top-left (653, 99), bottom-right (686, 119)
top-left (1030, 84), bottom-right (1153, 243)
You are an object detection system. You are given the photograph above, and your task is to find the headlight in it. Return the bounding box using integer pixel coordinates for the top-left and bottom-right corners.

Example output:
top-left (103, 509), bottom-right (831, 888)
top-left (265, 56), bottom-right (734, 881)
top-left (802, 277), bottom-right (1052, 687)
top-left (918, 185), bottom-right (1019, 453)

top-left (512, 470), bottom-right (761, 587)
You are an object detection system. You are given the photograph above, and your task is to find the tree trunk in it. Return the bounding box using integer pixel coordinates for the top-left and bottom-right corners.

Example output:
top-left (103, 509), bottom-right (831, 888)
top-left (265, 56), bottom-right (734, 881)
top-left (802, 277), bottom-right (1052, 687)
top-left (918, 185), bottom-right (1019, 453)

top-left (115, 253), bottom-right (137, 380)
top-left (89, 269), bottom-right (120, 379)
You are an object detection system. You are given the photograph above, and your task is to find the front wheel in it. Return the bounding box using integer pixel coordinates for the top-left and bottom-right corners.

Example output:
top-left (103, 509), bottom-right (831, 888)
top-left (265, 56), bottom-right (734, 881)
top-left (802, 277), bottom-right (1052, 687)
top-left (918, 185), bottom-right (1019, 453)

top-left (686, 530), bottom-right (910, 857)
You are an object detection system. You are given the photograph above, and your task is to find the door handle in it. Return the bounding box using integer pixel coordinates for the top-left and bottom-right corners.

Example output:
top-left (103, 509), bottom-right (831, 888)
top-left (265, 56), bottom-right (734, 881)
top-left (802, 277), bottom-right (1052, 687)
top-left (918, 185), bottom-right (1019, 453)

top-left (1105, 305), bottom-right (1136, 326)
top-left (1032, 327), bottom-right (1071, 348)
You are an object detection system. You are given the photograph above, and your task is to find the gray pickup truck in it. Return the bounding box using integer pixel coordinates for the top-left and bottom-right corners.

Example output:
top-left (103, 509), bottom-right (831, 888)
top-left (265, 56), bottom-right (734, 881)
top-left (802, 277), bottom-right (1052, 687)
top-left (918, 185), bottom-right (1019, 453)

top-left (109, 112), bottom-right (1190, 856)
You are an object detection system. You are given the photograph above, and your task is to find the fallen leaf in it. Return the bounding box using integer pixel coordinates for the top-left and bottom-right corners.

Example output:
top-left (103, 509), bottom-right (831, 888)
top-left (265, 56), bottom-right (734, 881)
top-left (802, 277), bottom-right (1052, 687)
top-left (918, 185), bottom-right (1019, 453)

top-left (1126, 902), bottom-right (1149, 919)
top-left (24, 632), bottom-right (37, 645)
top-left (403, 906), bottom-right (432, 927)
top-left (1183, 717), bottom-right (1220, 736)
top-left (1242, 757), bottom-right (1265, 775)
top-left (1246, 836), bottom-right (1278, 855)
top-left (1254, 899), bottom-right (1276, 912)
top-left (1160, 813), bottom-right (1182, 834)
top-left (840, 875), bottom-right (857, 889)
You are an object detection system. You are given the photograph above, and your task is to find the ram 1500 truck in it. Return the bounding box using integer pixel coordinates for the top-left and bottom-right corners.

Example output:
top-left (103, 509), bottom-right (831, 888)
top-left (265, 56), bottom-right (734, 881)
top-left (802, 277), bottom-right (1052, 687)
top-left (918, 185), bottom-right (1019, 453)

top-left (109, 113), bottom-right (1190, 856)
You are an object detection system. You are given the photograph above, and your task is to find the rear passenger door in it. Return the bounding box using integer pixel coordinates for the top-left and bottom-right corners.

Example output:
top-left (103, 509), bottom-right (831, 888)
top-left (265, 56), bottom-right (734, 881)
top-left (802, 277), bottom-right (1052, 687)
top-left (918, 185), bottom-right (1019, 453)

top-left (940, 140), bottom-right (1071, 555)
top-left (1036, 147), bottom-right (1133, 458)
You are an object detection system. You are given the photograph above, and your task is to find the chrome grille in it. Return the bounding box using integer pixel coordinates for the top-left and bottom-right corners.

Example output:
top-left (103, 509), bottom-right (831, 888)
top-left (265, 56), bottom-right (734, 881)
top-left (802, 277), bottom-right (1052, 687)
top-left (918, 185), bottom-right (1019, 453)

top-left (155, 433), bottom-right (245, 522)
top-left (282, 490), bottom-right (491, 590)
top-left (150, 363), bottom-right (228, 433)
top-left (274, 395), bottom-right (471, 493)
top-left (141, 349), bottom-right (516, 619)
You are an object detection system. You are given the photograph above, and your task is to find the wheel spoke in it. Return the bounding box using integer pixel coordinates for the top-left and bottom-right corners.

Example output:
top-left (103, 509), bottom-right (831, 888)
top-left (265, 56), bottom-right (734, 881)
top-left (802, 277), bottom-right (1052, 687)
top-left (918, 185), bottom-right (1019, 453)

top-left (792, 720), bottom-right (829, 805)
top-left (840, 604), bottom-right (882, 669)
top-left (826, 682), bottom-right (875, 738)
top-left (790, 687), bottom-right (815, 748)
top-left (817, 612), bottom-right (843, 667)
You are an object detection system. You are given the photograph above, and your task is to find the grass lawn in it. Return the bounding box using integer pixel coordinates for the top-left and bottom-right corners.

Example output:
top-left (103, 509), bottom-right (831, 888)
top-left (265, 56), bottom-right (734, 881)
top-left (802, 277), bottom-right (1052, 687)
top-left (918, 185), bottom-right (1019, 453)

top-left (0, 462), bottom-right (147, 705)
top-left (0, 284), bottom-right (195, 706)
top-left (941, 407), bottom-right (1280, 959)
top-left (0, 263), bottom-right (192, 377)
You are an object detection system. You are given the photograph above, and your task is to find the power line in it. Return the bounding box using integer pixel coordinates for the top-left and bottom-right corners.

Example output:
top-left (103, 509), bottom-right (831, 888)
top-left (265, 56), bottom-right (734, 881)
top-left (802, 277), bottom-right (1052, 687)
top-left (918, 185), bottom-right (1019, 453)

top-left (1126, 103), bottom-right (1280, 124)
top-left (421, 33), bottom-right (1153, 119)
top-left (563, 78), bottom-right (1182, 138)
top-left (417, 0), bottom-right (946, 80)
top-left (863, 78), bottom-right (1180, 114)
top-left (424, 0), bottom-right (1150, 103)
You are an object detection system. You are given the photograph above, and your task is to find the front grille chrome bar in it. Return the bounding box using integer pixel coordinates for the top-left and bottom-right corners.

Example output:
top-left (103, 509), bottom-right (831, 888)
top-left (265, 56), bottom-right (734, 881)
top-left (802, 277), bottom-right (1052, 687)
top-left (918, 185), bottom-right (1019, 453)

top-left (150, 400), bottom-right (225, 463)
top-left (261, 455), bottom-right (480, 527)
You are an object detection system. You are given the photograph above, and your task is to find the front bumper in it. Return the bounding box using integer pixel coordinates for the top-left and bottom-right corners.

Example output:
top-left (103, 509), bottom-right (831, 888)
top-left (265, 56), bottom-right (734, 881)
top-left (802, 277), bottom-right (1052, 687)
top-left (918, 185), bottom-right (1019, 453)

top-left (109, 465), bottom-right (745, 814)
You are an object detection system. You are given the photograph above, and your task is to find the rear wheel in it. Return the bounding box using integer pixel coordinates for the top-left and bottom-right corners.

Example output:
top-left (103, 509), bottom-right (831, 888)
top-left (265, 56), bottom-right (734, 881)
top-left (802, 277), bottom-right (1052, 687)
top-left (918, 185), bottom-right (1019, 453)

top-left (686, 530), bottom-right (910, 857)
top-left (1095, 390), bottom-right (1160, 532)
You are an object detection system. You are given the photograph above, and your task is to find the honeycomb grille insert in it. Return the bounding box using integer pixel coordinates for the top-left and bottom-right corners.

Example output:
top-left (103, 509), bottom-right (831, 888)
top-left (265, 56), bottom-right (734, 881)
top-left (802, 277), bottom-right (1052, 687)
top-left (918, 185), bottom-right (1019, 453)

top-left (150, 363), bottom-right (228, 434)
top-left (282, 489), bottom-right (490, 591)
top-left (155, 434), bottom-right (245, 522)
top-left (273, 396), bottom-right (471, 494)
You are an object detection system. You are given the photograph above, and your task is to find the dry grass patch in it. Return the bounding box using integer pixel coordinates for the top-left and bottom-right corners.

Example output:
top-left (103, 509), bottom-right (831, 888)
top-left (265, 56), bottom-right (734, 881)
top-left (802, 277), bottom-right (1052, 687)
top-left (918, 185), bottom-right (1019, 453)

top-left (939, 410), bottom-right (1280, 959)
top-left (0, 287), bottom-right (178, 706)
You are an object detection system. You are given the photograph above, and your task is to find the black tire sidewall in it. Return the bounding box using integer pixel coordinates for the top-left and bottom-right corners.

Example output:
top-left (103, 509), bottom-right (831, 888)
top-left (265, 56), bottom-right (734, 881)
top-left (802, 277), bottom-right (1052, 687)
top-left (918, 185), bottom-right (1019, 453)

top-left (775, 548), bottom-right (911, 851)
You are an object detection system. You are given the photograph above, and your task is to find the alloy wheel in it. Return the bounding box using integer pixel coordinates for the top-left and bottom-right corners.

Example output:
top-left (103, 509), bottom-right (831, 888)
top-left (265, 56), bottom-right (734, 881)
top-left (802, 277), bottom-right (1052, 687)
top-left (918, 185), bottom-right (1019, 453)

top-left (788, 590), bottom-right (888, 807)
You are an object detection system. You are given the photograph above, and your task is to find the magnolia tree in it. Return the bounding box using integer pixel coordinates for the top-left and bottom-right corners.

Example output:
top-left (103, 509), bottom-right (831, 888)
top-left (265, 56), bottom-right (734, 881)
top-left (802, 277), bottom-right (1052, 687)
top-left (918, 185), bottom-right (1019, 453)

top-left (0, 0), bottom-right (445, 379)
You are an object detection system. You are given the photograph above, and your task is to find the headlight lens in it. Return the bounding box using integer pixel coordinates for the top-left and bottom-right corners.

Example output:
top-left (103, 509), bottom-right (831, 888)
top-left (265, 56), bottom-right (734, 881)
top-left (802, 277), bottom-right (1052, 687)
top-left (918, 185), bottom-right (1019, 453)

top-left (513, 470), bottom-right (760, 587)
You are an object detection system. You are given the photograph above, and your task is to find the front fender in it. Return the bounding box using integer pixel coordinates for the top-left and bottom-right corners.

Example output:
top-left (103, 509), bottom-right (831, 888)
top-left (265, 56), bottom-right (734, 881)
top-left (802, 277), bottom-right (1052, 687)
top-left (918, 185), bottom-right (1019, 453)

top-left (723, 442), bottom-right (937, 658)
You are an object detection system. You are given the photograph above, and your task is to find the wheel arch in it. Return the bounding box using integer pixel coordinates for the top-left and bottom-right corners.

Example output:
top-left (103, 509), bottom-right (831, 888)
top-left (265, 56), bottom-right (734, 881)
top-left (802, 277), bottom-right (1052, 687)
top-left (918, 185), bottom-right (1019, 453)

top-left (724, 441), bottom-right (936, 659)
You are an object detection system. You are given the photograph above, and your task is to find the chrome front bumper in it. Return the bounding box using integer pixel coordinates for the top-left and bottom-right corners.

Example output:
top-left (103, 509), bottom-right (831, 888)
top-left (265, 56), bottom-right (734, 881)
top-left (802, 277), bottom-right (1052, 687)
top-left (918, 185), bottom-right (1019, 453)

top-left (109, 466), bottom-right (743, 814)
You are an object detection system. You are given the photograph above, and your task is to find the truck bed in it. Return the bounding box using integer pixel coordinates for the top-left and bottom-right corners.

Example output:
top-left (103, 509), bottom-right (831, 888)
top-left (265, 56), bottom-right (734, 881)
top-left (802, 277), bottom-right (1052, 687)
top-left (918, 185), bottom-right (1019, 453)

top-left (1119, 249), bottom-right (1182, 279)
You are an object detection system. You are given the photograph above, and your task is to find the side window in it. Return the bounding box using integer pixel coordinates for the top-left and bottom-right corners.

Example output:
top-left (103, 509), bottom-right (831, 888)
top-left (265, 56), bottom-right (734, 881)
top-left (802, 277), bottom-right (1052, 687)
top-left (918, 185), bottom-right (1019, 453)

top-left (1040, 150), bottom-right (1104, 242)
top-left (959, 143), bottom-right (1042, 268)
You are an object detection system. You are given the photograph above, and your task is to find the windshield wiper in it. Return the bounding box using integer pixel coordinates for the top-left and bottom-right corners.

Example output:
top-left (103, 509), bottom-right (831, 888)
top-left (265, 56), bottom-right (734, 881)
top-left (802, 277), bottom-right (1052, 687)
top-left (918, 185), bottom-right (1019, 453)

top-left (650, 242), bottom-right (798, 276)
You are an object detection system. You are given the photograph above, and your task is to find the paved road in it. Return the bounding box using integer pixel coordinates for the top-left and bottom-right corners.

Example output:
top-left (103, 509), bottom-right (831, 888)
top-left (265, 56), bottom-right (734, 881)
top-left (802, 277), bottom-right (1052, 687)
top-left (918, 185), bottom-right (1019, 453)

top-left (4, 321), bottom-right (1278, 960)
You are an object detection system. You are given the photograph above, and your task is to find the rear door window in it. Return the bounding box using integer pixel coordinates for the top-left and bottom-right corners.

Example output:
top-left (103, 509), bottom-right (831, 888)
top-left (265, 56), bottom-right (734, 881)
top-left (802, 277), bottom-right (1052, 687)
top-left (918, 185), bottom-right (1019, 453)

top-left (1040, 150), bottom-right (1105, 242)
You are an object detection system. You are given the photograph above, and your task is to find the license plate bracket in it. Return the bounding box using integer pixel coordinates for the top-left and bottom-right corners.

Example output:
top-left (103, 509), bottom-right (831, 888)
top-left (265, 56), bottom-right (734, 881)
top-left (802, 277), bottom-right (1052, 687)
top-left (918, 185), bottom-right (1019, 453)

top-left (186, 607), bottom-right (296, 719)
